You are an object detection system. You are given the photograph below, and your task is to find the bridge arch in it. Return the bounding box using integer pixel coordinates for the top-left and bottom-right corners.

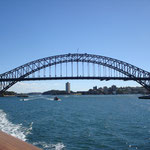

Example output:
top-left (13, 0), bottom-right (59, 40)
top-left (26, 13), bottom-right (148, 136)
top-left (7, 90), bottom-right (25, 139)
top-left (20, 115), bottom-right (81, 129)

top-left (0, 53), bottom-right (150, 93)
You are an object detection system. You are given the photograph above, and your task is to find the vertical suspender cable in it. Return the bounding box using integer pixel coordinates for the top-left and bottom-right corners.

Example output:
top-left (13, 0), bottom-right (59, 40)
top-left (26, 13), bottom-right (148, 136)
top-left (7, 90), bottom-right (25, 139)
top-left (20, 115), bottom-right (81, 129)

top-left (71, 61), bottom-right (73, 77)
top-left (55, 57), bottom-right (56, 77)
top-left (66, 61), bottom-right (67, 77)
top-left (60, 62), bottom-right (62, 77)
top-left (82, 62), bottom-right (84, 77)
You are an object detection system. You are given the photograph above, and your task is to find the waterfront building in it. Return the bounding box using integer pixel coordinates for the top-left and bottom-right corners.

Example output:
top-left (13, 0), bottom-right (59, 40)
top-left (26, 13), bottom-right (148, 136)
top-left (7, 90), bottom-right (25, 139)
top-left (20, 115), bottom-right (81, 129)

top-left (111, 85), bottom-right (117, 94)
top-left (93, 86), bottom-right (97, 90)
top-left (66, 82), bottom-right (70, 94)
top-left (103, 86), bottom-right (108, 94)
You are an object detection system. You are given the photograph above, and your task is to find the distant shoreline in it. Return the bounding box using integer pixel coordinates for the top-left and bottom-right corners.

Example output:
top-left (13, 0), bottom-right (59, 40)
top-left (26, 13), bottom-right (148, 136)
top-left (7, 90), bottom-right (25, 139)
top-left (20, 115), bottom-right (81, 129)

top-left (0, 86), bottom-right (149, 97)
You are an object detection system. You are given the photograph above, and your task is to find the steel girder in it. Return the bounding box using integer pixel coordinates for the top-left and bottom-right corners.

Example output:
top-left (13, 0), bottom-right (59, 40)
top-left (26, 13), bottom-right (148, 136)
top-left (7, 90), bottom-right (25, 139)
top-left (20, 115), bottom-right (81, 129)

top-left (0, 53), bottom-right (150, 93)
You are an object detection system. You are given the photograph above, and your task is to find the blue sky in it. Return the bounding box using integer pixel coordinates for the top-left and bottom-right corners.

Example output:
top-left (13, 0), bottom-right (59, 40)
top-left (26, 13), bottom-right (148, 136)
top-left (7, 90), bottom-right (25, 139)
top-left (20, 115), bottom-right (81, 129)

top-left (0, 0), bottom-right (150, 92)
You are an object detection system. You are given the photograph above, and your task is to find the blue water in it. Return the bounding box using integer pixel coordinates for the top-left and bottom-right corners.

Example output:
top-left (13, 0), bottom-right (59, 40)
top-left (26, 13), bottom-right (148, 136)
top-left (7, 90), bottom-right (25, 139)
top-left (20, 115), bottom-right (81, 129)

top-left (0, 95), bottom-right (150, 150)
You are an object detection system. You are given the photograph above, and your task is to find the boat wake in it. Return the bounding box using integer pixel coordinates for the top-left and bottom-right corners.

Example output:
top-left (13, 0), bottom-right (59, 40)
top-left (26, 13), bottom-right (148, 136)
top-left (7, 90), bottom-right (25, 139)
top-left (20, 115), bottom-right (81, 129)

top-left (33, 141), bottom-right (65, 150)
top-left (45, 98), bottom-right (55, 101)
top-left (0, 109), bottom-right (33, 141)
top-left (0, 109), bottom-right (65, 149)
top-left (20, 98), bottom-right (30, 101)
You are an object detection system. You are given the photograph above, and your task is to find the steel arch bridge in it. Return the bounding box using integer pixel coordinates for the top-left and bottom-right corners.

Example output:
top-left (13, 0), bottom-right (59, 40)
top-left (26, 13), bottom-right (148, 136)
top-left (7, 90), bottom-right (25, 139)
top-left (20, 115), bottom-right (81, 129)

top-left (0, 53), bottom-right (150, 94)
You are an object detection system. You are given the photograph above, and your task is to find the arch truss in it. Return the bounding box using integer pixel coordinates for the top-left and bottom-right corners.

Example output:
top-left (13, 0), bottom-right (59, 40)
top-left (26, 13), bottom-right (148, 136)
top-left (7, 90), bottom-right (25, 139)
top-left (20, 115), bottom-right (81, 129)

top-left (0, 53), bottom-right (150, 93)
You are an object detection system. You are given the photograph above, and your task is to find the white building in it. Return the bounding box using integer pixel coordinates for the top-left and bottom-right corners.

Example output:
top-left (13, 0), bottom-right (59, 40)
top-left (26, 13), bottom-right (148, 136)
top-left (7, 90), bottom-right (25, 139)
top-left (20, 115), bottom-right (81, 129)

top-left (66, 82), bottom-right (70, 94)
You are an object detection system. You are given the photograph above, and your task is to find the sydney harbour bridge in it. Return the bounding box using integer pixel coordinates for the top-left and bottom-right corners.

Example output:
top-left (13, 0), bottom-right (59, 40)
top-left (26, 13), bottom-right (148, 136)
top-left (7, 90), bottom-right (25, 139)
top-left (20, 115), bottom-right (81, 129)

top-left (0, 53), bottom-right (150, 94)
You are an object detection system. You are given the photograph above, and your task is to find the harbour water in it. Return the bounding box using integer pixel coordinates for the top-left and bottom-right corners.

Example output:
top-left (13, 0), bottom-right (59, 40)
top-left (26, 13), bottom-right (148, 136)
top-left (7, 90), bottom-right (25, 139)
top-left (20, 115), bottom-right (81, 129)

top-left (0, 95), bottom-right (150, 150)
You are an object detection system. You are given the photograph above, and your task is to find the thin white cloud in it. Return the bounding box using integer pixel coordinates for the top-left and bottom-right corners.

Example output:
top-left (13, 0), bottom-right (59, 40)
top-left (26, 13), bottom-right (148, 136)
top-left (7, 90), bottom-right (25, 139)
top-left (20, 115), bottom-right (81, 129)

top-left (9, 81), bottom-right (64, 93)
top-left (9, 80), bottom-right (139, 93)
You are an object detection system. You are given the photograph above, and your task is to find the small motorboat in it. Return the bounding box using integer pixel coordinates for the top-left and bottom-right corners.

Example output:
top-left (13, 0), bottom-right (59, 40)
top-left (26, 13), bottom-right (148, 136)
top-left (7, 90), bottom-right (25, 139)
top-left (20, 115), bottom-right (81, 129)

top-left (54, 96), bottom-right (61, 101)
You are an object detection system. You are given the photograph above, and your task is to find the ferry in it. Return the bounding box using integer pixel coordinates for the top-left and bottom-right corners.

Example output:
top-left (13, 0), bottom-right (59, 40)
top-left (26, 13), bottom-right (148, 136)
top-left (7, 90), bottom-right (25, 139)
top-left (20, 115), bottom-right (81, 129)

top-left (17, 94), bottom-right (29, 98)
top-left (138, 95), bottom-right (150, 99)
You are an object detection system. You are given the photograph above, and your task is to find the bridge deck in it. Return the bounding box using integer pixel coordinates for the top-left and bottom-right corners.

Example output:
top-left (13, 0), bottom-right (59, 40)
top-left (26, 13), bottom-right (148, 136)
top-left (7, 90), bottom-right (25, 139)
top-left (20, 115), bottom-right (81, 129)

top-left (0, 77), bottom-right (149, 81)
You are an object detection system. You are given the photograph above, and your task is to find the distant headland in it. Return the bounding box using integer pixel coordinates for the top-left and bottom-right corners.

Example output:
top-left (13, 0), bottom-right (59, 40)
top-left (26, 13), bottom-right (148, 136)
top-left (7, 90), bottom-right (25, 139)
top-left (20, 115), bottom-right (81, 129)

top-left (42, 85), bottom-right (149, 95)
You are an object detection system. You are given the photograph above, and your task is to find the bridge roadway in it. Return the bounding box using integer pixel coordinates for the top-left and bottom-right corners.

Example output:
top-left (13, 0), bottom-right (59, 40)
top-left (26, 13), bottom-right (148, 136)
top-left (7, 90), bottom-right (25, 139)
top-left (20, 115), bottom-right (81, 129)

top-left (0, 77), bottom-right (150, 81)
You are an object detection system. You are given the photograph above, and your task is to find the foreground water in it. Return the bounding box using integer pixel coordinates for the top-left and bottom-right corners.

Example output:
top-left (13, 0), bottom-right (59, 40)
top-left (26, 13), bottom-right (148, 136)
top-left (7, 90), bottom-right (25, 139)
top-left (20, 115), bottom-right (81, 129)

top-left (0, 95), bottom-right (150, 150)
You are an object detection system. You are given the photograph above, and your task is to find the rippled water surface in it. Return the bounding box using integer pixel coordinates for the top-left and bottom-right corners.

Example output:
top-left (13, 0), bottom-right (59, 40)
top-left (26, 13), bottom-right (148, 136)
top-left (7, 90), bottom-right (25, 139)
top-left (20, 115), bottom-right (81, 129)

top-left (0, 95), bottom-right (150, 150)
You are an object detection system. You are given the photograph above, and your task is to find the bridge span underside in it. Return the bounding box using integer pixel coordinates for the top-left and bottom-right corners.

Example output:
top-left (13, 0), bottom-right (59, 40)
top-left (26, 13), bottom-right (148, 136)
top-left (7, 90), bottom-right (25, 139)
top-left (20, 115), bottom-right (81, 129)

top-left (0, 53), bottom-right (150, 93)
